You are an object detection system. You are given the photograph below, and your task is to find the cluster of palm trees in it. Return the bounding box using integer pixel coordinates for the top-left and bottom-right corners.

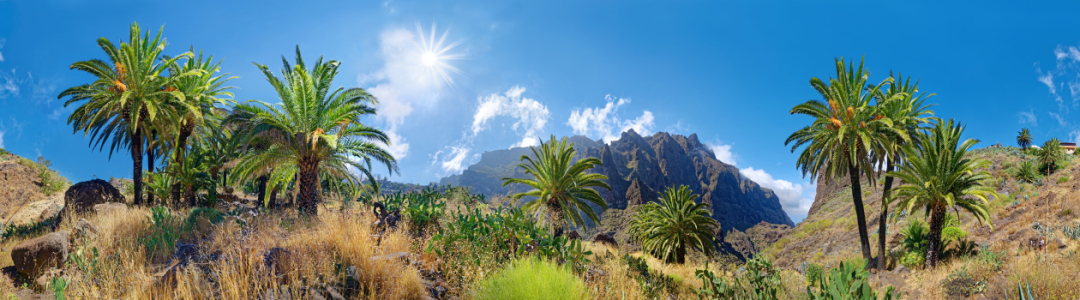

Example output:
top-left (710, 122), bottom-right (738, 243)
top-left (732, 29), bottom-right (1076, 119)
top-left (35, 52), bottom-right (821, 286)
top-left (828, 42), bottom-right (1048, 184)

top-left (60, 23), bottom-right (397, 215)
top-left (501, 135), bottom-right (719, 264)
top-left (1015, 128), bottom-right (1069, 180)
top-left (787, 58), bottom-right (994, 269)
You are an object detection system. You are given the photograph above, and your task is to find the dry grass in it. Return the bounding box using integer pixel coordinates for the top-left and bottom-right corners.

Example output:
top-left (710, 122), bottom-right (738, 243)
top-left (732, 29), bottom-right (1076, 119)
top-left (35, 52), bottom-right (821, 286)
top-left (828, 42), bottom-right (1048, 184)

top-left (1, 205), bottom-right (426, 299)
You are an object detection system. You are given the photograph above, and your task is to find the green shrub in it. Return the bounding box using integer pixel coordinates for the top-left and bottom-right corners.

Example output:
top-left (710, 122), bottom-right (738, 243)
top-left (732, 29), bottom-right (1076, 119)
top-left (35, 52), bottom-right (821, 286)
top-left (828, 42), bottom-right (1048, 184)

top-left (475, 258), bottom-right (588, 300)
top-left (1060, 209), bottom-right (1074, 217)
top-left (696, 257), bottom-right (782, 300)
top-left (627, 255), bottom-right (677, 298)
top-left (975, 244), bottom-right (1006, 271)
top-left (139, 206), bottom-right (182, 262)
top-left (899, 251), bottom-right (924, 270)
top-left (803, 262), bottom-right (825, 286)
top-left (807, 258), bottom-right (899, 300)
top-left (1058, 176), bottom-right (1070, 184)
top-left (184, 207), bottom-right (225, 235)
top-left (900, 220), bottom-right (929, 253)
top-left (1013, 160), bottom-right (1042, 184)
top-left (941, 266), bottom-right (984, 298)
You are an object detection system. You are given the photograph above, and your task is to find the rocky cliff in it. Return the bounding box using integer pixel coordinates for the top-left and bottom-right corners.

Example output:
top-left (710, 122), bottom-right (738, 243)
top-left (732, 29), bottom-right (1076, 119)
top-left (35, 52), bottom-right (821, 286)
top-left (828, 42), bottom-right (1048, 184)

top-left (440, 130), bottom-right (794, 231)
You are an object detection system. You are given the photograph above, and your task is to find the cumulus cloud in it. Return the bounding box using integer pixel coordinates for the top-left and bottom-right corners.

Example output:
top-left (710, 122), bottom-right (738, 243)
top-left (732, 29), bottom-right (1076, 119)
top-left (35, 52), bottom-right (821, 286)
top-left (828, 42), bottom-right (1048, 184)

top-left (1018, 109), bottom-right (1037, 126)
top-left (707, 142), bottom-right (737, 166)
top-left (567, 95), bottom-right (655, 142)
top-left (432, 146), bottom-right (471, 174)
top-left (471, 86), bottom-right (550, 148)
top-left (361, 25), bottom-right (463, 161)
top-left (739, 167), bottom-right (815, 221)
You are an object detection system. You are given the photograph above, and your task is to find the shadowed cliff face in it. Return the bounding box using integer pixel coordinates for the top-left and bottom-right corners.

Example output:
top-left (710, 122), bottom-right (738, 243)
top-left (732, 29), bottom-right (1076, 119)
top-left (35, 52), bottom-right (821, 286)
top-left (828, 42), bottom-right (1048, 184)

top-left (440, 130), bottom-right (795, 231)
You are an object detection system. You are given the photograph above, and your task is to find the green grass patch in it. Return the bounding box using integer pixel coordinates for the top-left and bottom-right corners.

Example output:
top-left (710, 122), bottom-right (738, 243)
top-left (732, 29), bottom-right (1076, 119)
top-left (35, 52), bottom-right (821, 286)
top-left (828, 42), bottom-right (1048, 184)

top-left (475, 258), bottom-right (588, 300)
top-left (1058, 175), bottom-right (1071, 184)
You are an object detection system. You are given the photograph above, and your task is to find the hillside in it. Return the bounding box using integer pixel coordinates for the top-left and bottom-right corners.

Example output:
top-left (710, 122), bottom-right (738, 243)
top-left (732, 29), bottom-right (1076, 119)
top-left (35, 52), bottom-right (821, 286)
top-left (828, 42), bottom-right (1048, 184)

top-left (757, 146), bottom-right (1080, 298)
top-left (440, 130), bottom-right (794, 232)
top-left (0, 150), bottom-right (68, 232)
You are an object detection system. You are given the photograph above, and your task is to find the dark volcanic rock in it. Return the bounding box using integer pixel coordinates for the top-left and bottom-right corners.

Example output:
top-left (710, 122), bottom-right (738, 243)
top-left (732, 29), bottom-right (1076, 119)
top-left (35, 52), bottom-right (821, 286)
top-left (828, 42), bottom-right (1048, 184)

top-left (440, 130), bottom-right (794, 232)
top-left (11, 231), bottom-right (70, 277)
top-left (64, 179), bottom-right (125, 213)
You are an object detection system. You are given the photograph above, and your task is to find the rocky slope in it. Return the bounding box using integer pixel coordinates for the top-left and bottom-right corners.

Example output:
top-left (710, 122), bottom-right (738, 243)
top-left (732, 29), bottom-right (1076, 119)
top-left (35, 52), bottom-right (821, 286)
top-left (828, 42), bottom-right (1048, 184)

top-left (0, 153), bottom-right (67, 230)
top-left (440, 130), bottom-right (794, 232)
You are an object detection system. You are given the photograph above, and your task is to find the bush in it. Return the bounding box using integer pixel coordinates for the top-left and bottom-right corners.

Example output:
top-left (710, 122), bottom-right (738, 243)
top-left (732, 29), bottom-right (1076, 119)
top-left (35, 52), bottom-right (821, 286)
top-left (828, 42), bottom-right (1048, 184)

top-left (185, 207), bottom-right (225, 237)
top-left (941, 266), bottom-right (985, 298)
top-left (899, 251), bottom-right (925, 270)
top-left (807, 258), bottom-right (899, 300)
top-left (1013, 160), bottom-right (1042, 184)
top-left (1058, 209), bottom-right (1073, 218)
top-left (1058, 176), bottom-right (1071, 184)
top-left (695, 257), bottom-right (781, 300)
top-left (628, 255), bottom-right (678, 298)
top-left (139, 206), bottom-right (182, 262)
top-left (475, 258), bottom-right (588, 300)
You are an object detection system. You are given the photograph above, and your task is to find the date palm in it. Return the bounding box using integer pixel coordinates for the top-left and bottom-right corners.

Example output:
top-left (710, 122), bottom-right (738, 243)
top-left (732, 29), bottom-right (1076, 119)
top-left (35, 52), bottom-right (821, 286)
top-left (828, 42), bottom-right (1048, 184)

top-left (871, 72), bottom-right (935, 269)
top-left (785, 57), bottom-right (901, 263)
top-left (59, 23), bottom-right (194, 206)
top-left (888, 119), bottom-right (994, 268)
top-left (229, 47), bottom-right (397, 215)
top-left (1037, 138), bottom-right (1065, 175)
top-left (502, 135), bottom-right (611, 236)
top-left (165, 49), bottom-right (236, 203)
top-left (629, 185), bottom-right (718, 264)
top-left (1016, 128), bottom-right (1032, 150)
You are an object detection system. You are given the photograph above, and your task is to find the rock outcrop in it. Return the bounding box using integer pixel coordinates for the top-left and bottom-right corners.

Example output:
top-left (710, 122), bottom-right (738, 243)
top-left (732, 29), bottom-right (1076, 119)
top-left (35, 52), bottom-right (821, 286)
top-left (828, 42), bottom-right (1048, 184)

top-left (64, 179), bottom-right (125, 213)
top-left (440, 130), bottom-right (794, 231)
top-left (11, 231), bottom-right (70, 277)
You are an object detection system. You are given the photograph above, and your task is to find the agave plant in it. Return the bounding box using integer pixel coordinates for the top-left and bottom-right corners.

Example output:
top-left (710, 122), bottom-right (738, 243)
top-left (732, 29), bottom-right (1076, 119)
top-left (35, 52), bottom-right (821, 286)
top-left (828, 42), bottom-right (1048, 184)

top-left (807, 259), bottom-right (900, 300)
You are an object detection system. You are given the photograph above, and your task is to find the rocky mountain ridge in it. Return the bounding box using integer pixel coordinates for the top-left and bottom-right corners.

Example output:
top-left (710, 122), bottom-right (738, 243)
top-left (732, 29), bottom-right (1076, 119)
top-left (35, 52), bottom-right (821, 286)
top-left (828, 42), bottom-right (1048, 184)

top-left (440, 130), bottom-right (794, 231)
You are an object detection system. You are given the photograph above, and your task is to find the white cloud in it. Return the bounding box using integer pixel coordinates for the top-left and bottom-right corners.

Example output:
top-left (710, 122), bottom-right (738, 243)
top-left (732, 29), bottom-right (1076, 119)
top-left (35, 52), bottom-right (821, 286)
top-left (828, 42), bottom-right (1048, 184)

top-left (707, 142), bottom-right (737, 166)
top-left (739, 167), bottom-right (815, 221)
top-left (1018, 109), bottom-right (1038, 126)
top-left (0, 131), bottom-right (4, 149)
top-left (567, 95), bottom-right (655, 142)
top-left (471, 86), bottom-right (550, 148)
top-left (0, 69), bottom-right (21, 99)
top-left (434, 146), bottom-right (471, 174)
top-left (361, 25), bottom-right (463, 160)
top-left (0, 38), bottom-right (5, 63)
top-left (1050, 112), bottom-right (1068, 127)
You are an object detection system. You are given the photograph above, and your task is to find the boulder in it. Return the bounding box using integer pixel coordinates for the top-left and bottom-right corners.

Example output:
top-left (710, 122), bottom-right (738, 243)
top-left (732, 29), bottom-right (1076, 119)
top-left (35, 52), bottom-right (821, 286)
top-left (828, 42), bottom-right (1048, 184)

top-left (64, 179), bottom-right (125, 213)
top-left (70, 218), bottom-right (98, 244)
top-left (594, 233), bottom-right (618, 247)
top-left (11, 231), bottom-right (70, 277)
top-left (93, 202), bottom-right (128, 215)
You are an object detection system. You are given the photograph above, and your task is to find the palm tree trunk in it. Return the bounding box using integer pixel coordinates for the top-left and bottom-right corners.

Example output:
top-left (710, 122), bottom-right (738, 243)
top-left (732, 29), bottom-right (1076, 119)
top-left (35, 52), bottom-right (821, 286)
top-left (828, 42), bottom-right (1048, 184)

top-left (848, 165), bottom-right (873, 263)
top-left (171, 121), bottom-right (195, 204)
top-left (877, 158), bottom-right (895, 270)
top-left (131, 128), bottom-right (144, 206)
top-left (676, 244), bottom-right (686, 264)
top-left (147, 137), bottom-right (155, 206)
top-left (297, 159), bottom-right (320, 216)
top-left (925, 205), bottom-right (946, 269)
top-left (186, 186), bottom-right (197, 207)
top-left (269, 185), bottom-right (279, 208)
top-left (256, 175), bottom-right (269, 206)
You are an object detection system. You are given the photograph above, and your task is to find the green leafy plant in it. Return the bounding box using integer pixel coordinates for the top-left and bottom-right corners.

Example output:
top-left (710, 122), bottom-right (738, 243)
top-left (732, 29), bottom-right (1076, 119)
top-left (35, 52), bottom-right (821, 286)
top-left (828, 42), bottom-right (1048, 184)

top-left (695, 257), bottom-right (782, 300)
top-left (807, 258), bottom-right (900, 300)
top-left (50, 276), bottom-right (67, 300)
top-left (803, 262), bottom-right (825, 286)
top-left (1006, 280), bottom-right (1041, 300)
top-left (1058, 175), bottom-right (1071, 184)
top-left (1012, 160), bottom-right (1041, 184)
top-left (628, 255), bottom-right (678, 299)
top-left (900, 220), bottom-right (929, 254)
top-left (899, 251), bottom-right (925, 270)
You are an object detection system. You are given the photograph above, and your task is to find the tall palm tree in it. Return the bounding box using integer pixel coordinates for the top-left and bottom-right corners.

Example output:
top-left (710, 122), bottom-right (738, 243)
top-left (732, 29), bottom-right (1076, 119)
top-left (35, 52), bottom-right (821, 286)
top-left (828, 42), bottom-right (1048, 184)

top-left (871, 72), bottom-right (935, 270)
top-left (229, 47), bottom-right (397, 215)
top-left (1037, 138), bottom-right (1065, 175)
top-left (166, 49), bottom-right (236, 203)
top-left (502, 135), bottom-right (611, 236)
top-left (60, 23), bottom-right (194, 206)
top-left (888, 119), bottom-right (995, 268)
top-left (785, 57), bottom-right (902, 263)
top-left (1017, 128), bottom-right (1032, 150)
top-left (629, 185), bottom-right (718, 264)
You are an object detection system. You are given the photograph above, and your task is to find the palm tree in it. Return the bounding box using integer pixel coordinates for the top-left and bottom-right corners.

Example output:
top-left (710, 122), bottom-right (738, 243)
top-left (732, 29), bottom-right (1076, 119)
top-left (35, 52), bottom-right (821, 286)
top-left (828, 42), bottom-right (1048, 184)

top-left (165, 49), bottom-right (236, 203)
top-left (228, 47), bottom-right (397, 215)
top-left (785, 58), bottom-right (901, 263)
top-left (629, 185), bottom-right (718, 264)
top-left (59, 23), bottom-right (194, 206)
top-left (871, 72), bottom-right (935, 270)
top-left (501, 135), bottom-right (611, 236)
top-left (888, 119), bottom-right (995, 268)
top-left (1017, 128), bottom-right (1032, 150)
top-left (1037, 138), bottom-right (1065, 175)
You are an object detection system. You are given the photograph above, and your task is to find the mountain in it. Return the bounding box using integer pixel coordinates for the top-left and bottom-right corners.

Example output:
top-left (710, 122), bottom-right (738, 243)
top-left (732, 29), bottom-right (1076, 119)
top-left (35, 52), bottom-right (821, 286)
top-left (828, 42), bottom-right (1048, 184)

top-left (440, 130), bottom-right (794, 231)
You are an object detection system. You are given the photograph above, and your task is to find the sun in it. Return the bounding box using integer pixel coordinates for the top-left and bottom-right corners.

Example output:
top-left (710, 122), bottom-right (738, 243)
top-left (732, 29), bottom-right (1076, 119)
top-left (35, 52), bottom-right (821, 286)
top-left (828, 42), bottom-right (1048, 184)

top-left (414, 23), bottom-right (462, 88)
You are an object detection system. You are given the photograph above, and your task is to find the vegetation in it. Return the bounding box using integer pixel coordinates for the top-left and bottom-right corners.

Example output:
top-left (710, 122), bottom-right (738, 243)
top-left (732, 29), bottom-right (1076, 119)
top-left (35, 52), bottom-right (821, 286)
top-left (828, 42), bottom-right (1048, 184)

top-left (227, 47), bottom-right (397, 215)
top-left (806, 259), bottom-right (899, 300)
top-left (629, 185), bottom-right (718, 264)
top-left (1017, 128), bottom-right (1032, 149)
top-left (474, 258), bottom-right (588, 300)
top-left (888, 119), bottom-right (995, 268)
top-left (786, 57), bottom-right (904, 264)
top-left (1012, 160), bottom-right (1042, 184)
top-left (501, 135), bottom-right (610, 235)
top-left (1036, 138), bottom-right (1066, 175)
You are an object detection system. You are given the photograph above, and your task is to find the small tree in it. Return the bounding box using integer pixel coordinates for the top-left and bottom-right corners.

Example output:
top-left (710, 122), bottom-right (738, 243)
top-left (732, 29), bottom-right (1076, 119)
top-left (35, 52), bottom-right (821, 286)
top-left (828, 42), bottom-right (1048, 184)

top-left (629, 185), bottom-right (718, 264)
top-left (1016, 128), bottom-right (1032, 149)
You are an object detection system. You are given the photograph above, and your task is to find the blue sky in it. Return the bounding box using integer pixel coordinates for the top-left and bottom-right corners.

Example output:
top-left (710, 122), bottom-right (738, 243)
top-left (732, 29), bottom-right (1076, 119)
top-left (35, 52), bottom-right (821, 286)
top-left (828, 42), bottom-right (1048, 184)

top-left (2, 1), bottom-right (1080, 222)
